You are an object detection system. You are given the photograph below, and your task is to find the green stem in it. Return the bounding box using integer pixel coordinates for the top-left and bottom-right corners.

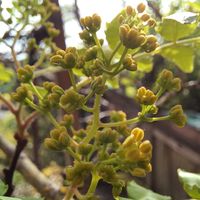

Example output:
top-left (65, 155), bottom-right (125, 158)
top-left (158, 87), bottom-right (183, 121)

top-left (144, 115), bottom-right (170, 122)
top-left (133, 36), bottom-right (200, 60)
top-left (46, 112), bottom-right (59, 127)
top-left (108, 42), bottom-right (122, 65)
top-left (92, 33), bottom-right (108, 63)
top-left (86, 172), bottom-right (101, 195)
top-left (24, 99), bottom-right (41, 112)
top-left (83, 94), bottom-right (101, 144)
top-left (67, 147), bottom-right (81, 161)
top-left (156, 88), bottom-right (165, 99)
top-left (29, 81), bottom-right (43, 100)
top-left (69, 69), bottom-right (77, 91)
top-left (100, 117), bottom-right (140, 128)
top-left (82, 105), bottom-right (94, 112)
top-left (112, 47), bottom-right (128, 74)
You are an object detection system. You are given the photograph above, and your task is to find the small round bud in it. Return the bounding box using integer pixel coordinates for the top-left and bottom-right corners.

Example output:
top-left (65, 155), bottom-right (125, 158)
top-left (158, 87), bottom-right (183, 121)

top-left (136, 87), bottom-right (157, 105)
top-left (58, 131), bottom-right (70, 147)
top-left (148, 18), bottom-right (156, 27)
top-left (139, 140), bottom-right (152, 154)
top-left (131, 168), bottom-right (146, 177)
top-left (64, 53), bottom-right (76, 68)
top-left (78, 143), bottom-right (92, 155)
top-left (60, 114), bottom-right (74, 128)
top-left (126, 6), bottom-right (133, 16)
top-left (17, 65), bottom-right (34, 83)
top-left (43, 82), bottom-right (56, 92)
top-left (118, 15), bottom-right (125, 24)
top-left (131, 128), bottom-right (144, 142)
top-left (169, 105), bottom-right (187, 127)
top-left (140, 13), bottom-right (150, 22)
top-left (44, 138), bottom-right (62, 151)
top-left (84, 46), bottom-right (98, 61)
top-left (137, 3), bottom-right (146, 13)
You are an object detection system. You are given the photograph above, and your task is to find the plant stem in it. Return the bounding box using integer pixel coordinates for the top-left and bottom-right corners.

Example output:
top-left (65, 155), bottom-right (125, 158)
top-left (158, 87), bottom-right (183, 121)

top-left (92, 33), bottom-right (108, 63)
top-left (108, 42), bottom-right (122, 65)
top-left (100, 117), bottom-right (140, 128)
top-left (133, 36), bottom-right (200, 60)
top-left (30, 81), bottom-right (43, 100)
top-left (83, 94), bottom-right (101, 144)
top-left (69, 69), bottom-right (77, 91)
top-left (86, 172), bottom-right (100, 195)
top-left (144, 115), bottom-right (170, 122)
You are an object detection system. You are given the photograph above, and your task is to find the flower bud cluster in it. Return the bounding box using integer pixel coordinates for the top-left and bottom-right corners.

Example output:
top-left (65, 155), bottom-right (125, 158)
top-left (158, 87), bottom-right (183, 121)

top-left (11, 84), bottom-right (32, 102)
top-left (59, 89), bottom-right (85, 113)
top-left (17, 65), bottom-right (35, 83)
top-left (142, 35), bottom-right (158, 53)
top-left (45, 22), bottom-right (60, 38)
top-left (50, 47), bottom-right (77, 69)
top-left (123, 54), bottom-right (137, 71)
top-left (136, 87), bottom-right (157, 105)
top-left (59, 114), bottom-right (74, 128)
top-left (80, 14), bottom-right (101, 33)
top-left (157, 69), bottom-right (181, 92)
top-left (44, 126), bottom-right (70, 151)
top-left (66, 161), bottom-right (94, 185)
top-left (91, 76), bottom-right (107, 94)
top-left (41, 82), bottom-right (64, 110)
top-left (119, 24), bottom-right (146, 49)
top-left (121, 128), bottom-right (152, 177)
top-left (169, 105), bottom-right (187, 127)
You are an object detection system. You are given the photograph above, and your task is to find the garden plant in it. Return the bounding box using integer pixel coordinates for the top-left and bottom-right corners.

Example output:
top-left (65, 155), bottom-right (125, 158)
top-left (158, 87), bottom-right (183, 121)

top-left (0, 0), bottom-right (200, 200)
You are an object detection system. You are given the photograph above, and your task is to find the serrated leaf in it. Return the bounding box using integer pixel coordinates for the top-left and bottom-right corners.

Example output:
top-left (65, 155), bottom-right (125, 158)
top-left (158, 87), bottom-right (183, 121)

top-left (158, 12), bottom-right (198, 42)
top-left (178, 168), bottom-right (200, 199)
top-left (0, 180), bottom-right (8, 196)
top-left (126, 181), bottom-right (172, 200)
top-left (160, 45), bottom-right (194, 73)
top-left (105, 10), bottom-right (126, 55)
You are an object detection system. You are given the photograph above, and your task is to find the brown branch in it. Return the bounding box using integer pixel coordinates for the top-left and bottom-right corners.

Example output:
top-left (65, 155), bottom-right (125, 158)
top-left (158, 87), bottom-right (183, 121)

top-left (0, 134), bottom-right (63, 200)
top-left (74, 0), bottom-right (83, 29)
top-left (4, 134), bottom-right (27, 196)
top-left (0, 94), bottom-right (16, 114)
top-left (23, 111), bottom-right (38, 130)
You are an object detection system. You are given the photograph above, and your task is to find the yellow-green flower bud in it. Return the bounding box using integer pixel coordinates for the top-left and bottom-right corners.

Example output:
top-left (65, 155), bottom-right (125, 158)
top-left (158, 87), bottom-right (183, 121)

top-left (47, 27), bottom-right (60, 37)
top-left (43, 81), bottom-right (56, 92)
top-left (97, 128), bottom-right (118, 145)
top-left (123, 55), bottom-right (137, 71)
top-left (157, 69), bottom-right (182, 92)
top-left (92, 14), bottom-right (101, 31)
top-left (60, 89), bottom-right (84, 113)
top-left (51, 85), bottom-right (64, 95)
top-left (131, 167), bottom-right (146, 177)
top-left (91, 76), bottom-right (107, 94)
top-left (48, 92), bottom-right (60, 107)
top-left (44, 138), bottom-right (62, 151)
top-left (50, 126), bottom-right (66, 140)
top-left (122, 135), bottom-right (138, 149)
top-left (140, 13), bottom-right (150, 22)
top-left (58, 131), bottom-right (70, 147)
top-left (50, 55), bottom-right (64, 66)
top-left (17, 65), bottom-right (34, 83)
top-left (149, 105), bottom-right (158, 114)
top-left (125, 149), bottom-right (140, 162)
top-left (126, 6), bottom-right (133, 16)
top-left (98, 165), bottom-right (117, 182)
top-left (145, 163), bottom-right (152, 173)
top-left (142, 35), bottom-right (158, 53)
top-left (131, 128), bottom-right (144, 142)
top-left (137, 3), bottom-right (146, 13)
top-left (148, 18), bottom-right (156, 27)
top-left (169, 105), bottom-right (187, 127)
top-left (56, 49), bottom-right (66, 57)
top-left (60, 114), bottom-right (74, 128)
top-left (78, 143), bottom-right (92, 155)
top-left (11, 85), bottom-right (32, 102)
top-left (139, 140), bottom-right (152, 154)
top-left (85, 46), bottom-right (98, 61)
top-left (64, 52), bottom-right (76, 68)
top-left (136, 87), bottom-right (157, 105)
top-left (110, 111), bottom-right (126, 122)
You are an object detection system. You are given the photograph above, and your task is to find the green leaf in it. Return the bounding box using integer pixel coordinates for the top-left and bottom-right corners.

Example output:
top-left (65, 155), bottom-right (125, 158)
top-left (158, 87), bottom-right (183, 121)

top-left (0, 197), bottom-right (22, 200)
top-left (126, 181), bottom-right (172, 200)
top-left (105, 10), bottom-right (126, 55)
top-left (119, 197), bottom-right (133, 200)
top-left (0, 180), bottom-right (8, 196)
top-left (178, 168), bottom-right (200, 199)
top-left (107, 76), bottom-right (119, 89)
top-left (158, 12), bottom-right (198, 42)
top-left (136, 56), bottom-right (153, 73)
top-left (160, 45), bottom-right (194, 73)
top-left (0, 63), bottom-right (14, 85)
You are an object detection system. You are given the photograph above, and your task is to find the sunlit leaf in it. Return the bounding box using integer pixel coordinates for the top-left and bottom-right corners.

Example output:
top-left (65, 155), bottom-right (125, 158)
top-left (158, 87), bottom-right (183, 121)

top-left (158, 12), bottom-right (198, 42)
top-left (160, 45), bottom-right (194, 73)
top-left (0, 180), bottom-right (8, 196)
top-left (105, 10), bottom-right (126, 55)
top-left (126, 181), bottom-right (172, 200)
top-left (0, 63), bottom-right (14, 85)
top-left (135, 56), bottom-right (153, 73)
top-left (178, 168), bottom-right (200, 199)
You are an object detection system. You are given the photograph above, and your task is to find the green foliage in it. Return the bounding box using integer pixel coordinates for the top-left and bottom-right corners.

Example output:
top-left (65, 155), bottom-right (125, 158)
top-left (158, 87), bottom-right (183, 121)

top-left (160, 45), bottom-right (194, 73)
top-left (0, 63), bottom-right (14, 85)
top-left (0, 180), bottom-right (8, 196)
top-left (119, 181), bottom-right (171, 200)
top-left (178, 169), bottom-right (200, 199)
top-left (158, 12), bottom-right (198, 42)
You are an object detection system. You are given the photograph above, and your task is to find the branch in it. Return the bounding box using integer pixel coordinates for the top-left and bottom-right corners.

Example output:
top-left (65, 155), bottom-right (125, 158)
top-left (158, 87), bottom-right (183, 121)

top-left (0, 134), bottom-right (63, 200)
